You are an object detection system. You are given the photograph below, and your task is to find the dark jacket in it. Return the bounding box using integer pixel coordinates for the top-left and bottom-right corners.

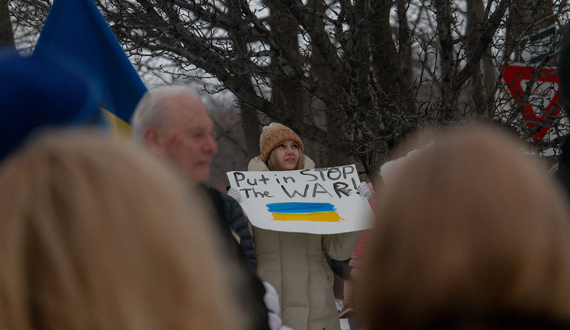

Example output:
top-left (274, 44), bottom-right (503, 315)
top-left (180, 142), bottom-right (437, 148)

top-left (330, 258), bottom-right (353, 280)
top-left (199, 184), bottom-right (270, 330)
top-left (210, 186), bottom-right (257, 272)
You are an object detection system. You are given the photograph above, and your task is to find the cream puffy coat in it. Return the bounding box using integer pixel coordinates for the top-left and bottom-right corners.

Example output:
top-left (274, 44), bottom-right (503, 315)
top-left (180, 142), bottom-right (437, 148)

top-left (248, 156), bottom-right (362, 330)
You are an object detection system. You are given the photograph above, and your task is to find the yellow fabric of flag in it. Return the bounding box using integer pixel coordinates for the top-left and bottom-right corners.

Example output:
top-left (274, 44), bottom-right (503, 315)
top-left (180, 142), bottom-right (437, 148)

top-left (102, 108), bottom-right (131, 140)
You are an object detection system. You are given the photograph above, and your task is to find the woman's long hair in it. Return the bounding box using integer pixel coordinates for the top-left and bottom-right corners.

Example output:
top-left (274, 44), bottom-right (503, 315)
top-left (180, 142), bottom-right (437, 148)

top-left (356, 126), bottom-right (570, 329)
top-left (267, 148), bottom-right (305, 171)
top-left (0, 130), bottom-right (240, 330)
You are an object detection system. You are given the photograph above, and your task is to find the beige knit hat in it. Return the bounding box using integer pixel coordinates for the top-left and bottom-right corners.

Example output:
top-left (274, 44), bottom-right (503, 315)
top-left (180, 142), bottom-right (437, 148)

top-left (259, 123), bottom-right (304, 163)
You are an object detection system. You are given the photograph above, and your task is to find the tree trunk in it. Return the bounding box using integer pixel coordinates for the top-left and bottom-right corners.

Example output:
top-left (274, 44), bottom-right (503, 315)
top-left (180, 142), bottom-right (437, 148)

top-left (241, 102), bottom-right (261, 159)
top-left (0, 0), bottom-right (14, 48)
top-left (266, 0), bottom-right (304, 117)
top-left (465, 0), bottom-right (488, 117)
top-left (481, 49), bottom-right (497, 117)
top-left (266, 0), bottom-right (315, 161)
top-left (397, 0), bottom-right (413, 85)
top-left (226, 0), bottom-right (261, 159)
top-left (434, 0), bottom-right (455, 118)
top-left (370, 0), bottom-right (409, 103)
top-left (306, 0), bottom-right (350, 167)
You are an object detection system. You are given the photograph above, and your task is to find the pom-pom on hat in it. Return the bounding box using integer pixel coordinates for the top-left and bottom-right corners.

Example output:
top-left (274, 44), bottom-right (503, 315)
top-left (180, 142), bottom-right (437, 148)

top-left (0, 49), bottom-right (104, 161)
top-left (260, 122), bottom-right (303, 163)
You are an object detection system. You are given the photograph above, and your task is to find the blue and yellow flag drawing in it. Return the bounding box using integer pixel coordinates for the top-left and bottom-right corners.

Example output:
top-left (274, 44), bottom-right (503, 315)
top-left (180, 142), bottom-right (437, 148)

top-left (267, 202), bottom-right (344, 222)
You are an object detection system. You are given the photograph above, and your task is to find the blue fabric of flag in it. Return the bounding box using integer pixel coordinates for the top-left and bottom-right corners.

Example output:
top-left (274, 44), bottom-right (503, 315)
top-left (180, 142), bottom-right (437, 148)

top-left (34, 0), bottom-right (147, 123)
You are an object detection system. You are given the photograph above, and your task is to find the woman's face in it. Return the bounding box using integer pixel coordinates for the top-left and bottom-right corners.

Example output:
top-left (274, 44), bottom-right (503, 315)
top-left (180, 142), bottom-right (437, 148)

top-left (274, 140), bottom-right (300, 170)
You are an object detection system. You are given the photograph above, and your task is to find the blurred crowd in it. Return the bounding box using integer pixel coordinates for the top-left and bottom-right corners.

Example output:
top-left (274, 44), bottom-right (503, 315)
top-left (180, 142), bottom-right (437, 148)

top-left (2, 30), bottom-right (570, 330)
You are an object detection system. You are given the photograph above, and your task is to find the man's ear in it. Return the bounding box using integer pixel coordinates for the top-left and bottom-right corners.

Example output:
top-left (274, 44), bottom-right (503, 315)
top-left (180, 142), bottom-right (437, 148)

top-left (144, 127), bottom-right (167, 157)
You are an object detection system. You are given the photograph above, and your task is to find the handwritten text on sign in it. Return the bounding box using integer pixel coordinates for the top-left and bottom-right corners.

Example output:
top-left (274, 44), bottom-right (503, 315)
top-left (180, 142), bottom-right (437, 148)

top-left (227, 165), bottom-right (373, 234)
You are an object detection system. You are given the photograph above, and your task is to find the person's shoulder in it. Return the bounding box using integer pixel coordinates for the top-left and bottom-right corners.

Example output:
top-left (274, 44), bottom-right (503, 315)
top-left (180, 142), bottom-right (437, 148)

top-left (219, 188), bottom-right (238, 205)
top-left (248, 156), bottom-right (269, 171)
top-left (198, 182), bottom-right (224, 202)
top-left (201, 183), bottom-right (226, 199)
top-left (202, 183), bottom-right (240, 208)
top-left (247, 154), bottom-right (315, 170)
top-left (303, 155), bottom-right (315, 169)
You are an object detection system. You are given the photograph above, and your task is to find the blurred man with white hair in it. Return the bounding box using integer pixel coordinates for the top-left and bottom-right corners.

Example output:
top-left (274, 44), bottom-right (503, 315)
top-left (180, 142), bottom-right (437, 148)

top-left (131, 86), bottom-right (280, 330)
top-left (131, 86), bottom-right (217, 183)
top-left (131, 86), bottom-right (258, 264)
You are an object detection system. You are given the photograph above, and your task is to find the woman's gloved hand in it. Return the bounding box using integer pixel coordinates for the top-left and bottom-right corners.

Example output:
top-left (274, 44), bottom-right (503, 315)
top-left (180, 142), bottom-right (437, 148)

top-left (227, 187), bottom-right (243, 203)
top-left (263, 282), bottom-right (293, 330)
top-left (357, 182), bottom-right (374, 200)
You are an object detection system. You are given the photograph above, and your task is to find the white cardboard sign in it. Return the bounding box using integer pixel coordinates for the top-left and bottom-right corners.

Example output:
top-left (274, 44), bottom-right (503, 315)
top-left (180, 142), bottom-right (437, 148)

top-left (226, 165), bottom-right (374, 234)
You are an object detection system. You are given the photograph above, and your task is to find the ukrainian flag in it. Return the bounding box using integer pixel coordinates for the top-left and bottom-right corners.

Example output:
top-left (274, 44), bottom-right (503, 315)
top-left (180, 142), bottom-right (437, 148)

top-left (34, 0), bottom-right (147, 138)
top-left (267, 202), bottom-right (344, 223)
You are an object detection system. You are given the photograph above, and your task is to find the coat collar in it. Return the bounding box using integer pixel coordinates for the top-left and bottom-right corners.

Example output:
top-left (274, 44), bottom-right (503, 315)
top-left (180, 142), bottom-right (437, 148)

top-left (247, 155), bottom-right (315, 171)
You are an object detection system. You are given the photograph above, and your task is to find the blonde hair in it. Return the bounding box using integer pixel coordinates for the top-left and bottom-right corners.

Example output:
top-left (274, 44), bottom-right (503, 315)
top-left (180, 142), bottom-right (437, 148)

top-left (0, 130), bottom-right (239, 330)
top-left (267, 148), bottom-right (305, 171)
top-left (357, 126), bottom-right (570, 329)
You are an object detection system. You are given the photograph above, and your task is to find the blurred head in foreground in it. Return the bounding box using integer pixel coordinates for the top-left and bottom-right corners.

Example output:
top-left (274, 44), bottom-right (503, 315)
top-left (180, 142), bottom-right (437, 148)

top-left (357, 126), bottom-right (570, 329)
top-left (0, 131), bottom-right (239, 330)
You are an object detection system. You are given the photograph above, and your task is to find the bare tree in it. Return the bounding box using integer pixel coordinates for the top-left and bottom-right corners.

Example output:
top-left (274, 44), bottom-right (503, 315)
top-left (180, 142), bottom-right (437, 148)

top-left (8, 0), bottom-right (570, 185)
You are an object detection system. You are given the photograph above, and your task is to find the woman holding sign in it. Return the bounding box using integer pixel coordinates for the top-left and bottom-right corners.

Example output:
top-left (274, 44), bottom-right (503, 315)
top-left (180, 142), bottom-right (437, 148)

top-left (230, 123), bottom-right (368, 330)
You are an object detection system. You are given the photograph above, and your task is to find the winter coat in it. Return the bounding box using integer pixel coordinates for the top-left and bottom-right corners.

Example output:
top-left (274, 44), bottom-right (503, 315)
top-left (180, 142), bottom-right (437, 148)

top-left (248, 156), bottom-right (363, 330)
top-left (202, 184), bottom-right (257, 271)
top-left (198, 184), bottom-right (270, 330)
